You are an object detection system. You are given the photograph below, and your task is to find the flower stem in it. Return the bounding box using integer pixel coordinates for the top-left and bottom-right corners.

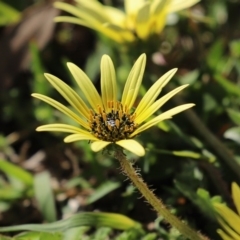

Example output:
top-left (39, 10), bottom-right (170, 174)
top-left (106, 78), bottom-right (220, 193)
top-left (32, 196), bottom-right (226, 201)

top-left (114, 149), bottom-right (209, 240)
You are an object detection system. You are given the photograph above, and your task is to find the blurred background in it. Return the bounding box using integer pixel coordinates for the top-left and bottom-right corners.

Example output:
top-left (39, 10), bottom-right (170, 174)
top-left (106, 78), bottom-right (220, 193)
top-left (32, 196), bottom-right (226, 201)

top-left (1, 0), bottom-right (240, 239)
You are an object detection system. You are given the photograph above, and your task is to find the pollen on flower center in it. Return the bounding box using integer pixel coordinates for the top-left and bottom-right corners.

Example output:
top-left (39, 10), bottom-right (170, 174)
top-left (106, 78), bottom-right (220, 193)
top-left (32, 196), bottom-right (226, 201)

top-left (88, 101), bottom-right (138, 142)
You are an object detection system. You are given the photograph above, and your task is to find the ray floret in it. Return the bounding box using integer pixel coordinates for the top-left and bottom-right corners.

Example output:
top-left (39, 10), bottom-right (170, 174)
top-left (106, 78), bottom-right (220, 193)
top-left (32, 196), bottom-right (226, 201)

top-left (54, 0), bottom-right (200, 43)
top-left (214, 182), bottom-right (240, 240)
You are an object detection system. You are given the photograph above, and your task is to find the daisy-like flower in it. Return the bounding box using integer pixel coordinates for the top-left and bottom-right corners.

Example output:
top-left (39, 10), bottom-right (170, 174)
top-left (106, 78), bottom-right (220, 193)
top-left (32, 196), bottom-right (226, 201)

top-left (54, 0), bottom-right (200, 43)
top-left (32, 54), bottom-right (194, 156)
top-left (214, 182), bottom-right (240, 240)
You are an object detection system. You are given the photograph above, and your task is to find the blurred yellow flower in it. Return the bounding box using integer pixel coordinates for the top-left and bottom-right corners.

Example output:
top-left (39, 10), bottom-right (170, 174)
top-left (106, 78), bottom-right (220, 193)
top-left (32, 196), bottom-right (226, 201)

top-left (32, 54), bottom-right (193, 156)
top-left (214, 182), bottom-right (240, 240)
top-left (54, 0), bottom-right (200, 43)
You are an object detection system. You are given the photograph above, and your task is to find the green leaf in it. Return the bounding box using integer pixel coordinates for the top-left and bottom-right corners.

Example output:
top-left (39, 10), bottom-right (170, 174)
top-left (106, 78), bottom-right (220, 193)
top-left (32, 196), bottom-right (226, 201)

top-left (39, 232), bottom-right (62, 240)
top-left (34, 171), bottom-right (57, 222)
top-left (0, 185), bottom-right (23, 200)
top-left (214, 74), bottom-right (240, 97)
top-left (0, 2), bottom-right (20, 26)
top-left (66, 177), bottom-right (91, 189)
top-left (86, 181), bottom-right (120, 204)
top-left (115, 227), bottom-right (143, 240)
top-left (14, 231), bottom-right (41, 240)
top-left (210, 1), bottom-right (227, 25)
top-left (142, 233), bottom-right (158, 240)
top-left (197, 188), bottom-right (222, 204)
top-left (196, 188), bottom-right (210, 199)
top-left (14, 231), bottom-right (62, 240)
top-left (0, 160), bottom-right (33, 186)
top-left (63, 226), bottom-right (90, 240)
top-left (30, 42), bottom-right (47, 93)
top-left (175, 181), bottom-right (218, 221)
top-left (84, 42), bottom-right (111, 81)
top-left (227, 109), bottom-right (240, 125)
top-left (172, 151), bottom-right (202, 159)
top-left (0, 234), bottom-right (12, 240)
top-left (203, 93), bottom-right (217, 112)
top-left (0, 212), bottom-right (140, 233)
top-left (206, 40), bottom-right (224, 70)
top-left (230, 40), bottom-right (240, 58)
top-left (92, 227), bottom-right (112, 240)
top-left (30, 42), bottom-right (54, 122)
top-left (224, 126), bottom-right (240, 145)
top-left (178, 69), bottom-right (199, 85)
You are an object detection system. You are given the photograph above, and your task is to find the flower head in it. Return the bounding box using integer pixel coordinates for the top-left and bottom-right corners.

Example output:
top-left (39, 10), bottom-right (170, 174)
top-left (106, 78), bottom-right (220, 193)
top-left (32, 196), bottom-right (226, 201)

top-left (32, 54), bottom-right (194, 156)
top-left (54, 0), bottom-right (200, 43)
top-left (214, 182), bottom-right (240, 240)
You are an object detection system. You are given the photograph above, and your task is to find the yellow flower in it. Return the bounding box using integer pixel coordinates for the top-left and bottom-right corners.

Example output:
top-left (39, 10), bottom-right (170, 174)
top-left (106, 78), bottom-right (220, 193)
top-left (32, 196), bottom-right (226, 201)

top-left (54, 0), bottom-right (200, 43)
top-left (214, 182), bottom-right (240, 240)
top-left (32, 54), bottom-right (194, 156)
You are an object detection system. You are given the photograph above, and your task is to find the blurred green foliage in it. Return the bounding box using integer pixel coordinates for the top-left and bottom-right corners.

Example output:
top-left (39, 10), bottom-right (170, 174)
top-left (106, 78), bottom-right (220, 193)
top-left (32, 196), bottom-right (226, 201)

top-left (0, 1), bottom-right (20, 26)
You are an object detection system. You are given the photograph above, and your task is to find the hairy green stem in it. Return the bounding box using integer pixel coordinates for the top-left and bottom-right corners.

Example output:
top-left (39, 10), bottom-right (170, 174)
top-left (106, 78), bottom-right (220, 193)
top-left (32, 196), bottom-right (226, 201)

top-left (114, 150), bottom-right (209, 240)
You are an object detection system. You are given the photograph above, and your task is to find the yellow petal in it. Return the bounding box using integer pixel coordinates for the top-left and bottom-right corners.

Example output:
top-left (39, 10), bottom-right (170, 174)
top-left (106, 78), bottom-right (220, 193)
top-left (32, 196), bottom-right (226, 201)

top-left (36, 124), bottom-right (90, 135)
top-left (135, 3), bottom-right (151, 40)
top-left (151, 0), bottom-right (168, 16)
top-left (116, 139), bottom-right (145, 156)
top-left (91, 141), bottom-right (111, 152)
top-left (103, 23), bottom-right (135, 42)
top-left (67, 63), bottom-right (103, 111)
top-left (104, 6), bottom-right (126, 27)
top-left (101, 55), bottom-right (117, 111)
top-left (64, 133), bottom-right (99, 143)
top-left (151, 0), bottom-right (168, 33)
top-left (124, 0), bottom-right (145, 16)
top-left (121, 54), bottom-right (146, 109)
top-left (214, 203), bottom-right (240, 235)
top-left (167, 0), bottom-right (200, 13)
top-left (55, 1), bottom-right (109, 24)
top-left (232, 182), bottom-right (240, 216)
top-left (131, 104), bottom-right (194, 137)
top-left (54, 2), bottom-right (124, 43)
top-left (75, 0), bottom-right (111, 23)
top-left (44, 73), bottom-right (89, 119)
top-left (135, 84), bottom-right (189, 124)
top-left (32, 93), bottom-right (90, 130)
top-left (135, 68), bottom-right (177, 118)
top-left (54, 16), bottom-right (93, 30)
top-left (217, 229), bottom-right (237, 240)
top-left (217, 218), bottom-right (240, 240)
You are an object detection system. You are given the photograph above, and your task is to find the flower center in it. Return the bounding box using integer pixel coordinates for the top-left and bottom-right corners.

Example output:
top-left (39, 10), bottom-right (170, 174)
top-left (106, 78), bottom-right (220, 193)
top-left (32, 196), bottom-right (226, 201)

top-left (88, 101), bottom-right (138, 142)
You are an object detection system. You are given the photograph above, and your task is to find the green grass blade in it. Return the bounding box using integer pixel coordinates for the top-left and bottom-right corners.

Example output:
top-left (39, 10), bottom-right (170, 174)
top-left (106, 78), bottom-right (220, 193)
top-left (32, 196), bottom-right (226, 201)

top-left (0, 234), bottom-right (12, 240)
top-left (86, 181), bottom-right (120, 204)
top-left (0, 160), bottom-right (33, 186)
top-left (34, 171), bottom-right (57, 222)
top-left (0, 212), bottom-right (140, 233)
top-left (13, 231), bottom-right (62, 240)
